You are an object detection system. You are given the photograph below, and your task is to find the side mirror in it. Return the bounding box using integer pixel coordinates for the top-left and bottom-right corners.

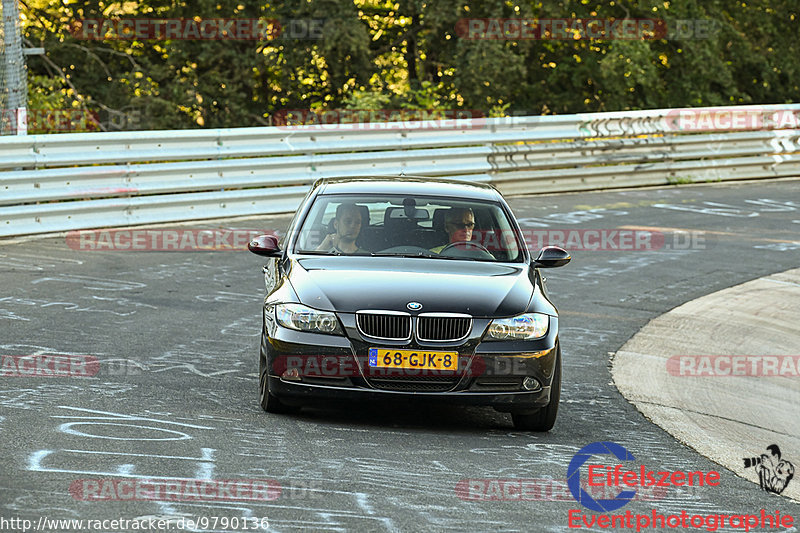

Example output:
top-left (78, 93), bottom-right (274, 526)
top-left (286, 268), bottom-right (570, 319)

top-left (248, 234), bottom-right (282, 257)
top-left (533, 246), bottom-right (571, 268)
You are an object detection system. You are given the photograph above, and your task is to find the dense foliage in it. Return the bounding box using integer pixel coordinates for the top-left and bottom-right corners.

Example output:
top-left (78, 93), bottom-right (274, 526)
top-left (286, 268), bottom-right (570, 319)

top-left (18, 0), bottom-right (800, 131)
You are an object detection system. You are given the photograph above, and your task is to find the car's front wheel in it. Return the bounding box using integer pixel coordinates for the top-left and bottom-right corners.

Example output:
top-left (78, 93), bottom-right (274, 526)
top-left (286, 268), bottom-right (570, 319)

top-left (511, 345), bottom-right (561, 432)
top-left (259, 335), bottom-right (295, 414)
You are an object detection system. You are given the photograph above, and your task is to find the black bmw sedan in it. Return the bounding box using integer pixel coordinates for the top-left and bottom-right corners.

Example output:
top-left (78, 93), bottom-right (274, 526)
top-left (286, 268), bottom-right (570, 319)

top-left (248, 177), bottom-right (570, 431)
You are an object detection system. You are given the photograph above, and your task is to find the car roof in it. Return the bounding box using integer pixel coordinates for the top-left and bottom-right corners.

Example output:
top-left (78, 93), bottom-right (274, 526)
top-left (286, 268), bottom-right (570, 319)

top-left (314, 176), bottom-right (502, 202)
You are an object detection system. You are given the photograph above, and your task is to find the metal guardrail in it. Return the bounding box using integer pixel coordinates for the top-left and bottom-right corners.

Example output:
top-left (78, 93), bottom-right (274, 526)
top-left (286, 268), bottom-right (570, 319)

top-left (2, 104), bottom-right (799, 236)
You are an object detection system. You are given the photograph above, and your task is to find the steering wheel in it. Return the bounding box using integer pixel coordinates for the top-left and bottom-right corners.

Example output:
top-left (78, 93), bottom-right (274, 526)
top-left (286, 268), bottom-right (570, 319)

top-left (440, 241), bottom-right (491, 253)
top-left (439, 241), bottom-right (495, 259)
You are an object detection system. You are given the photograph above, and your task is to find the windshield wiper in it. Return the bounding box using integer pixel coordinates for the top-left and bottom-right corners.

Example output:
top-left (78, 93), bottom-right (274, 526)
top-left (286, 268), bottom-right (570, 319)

top-left (372, 252), bottom-right (488, 261)
top-left (299, 250), bottom-right (377, 256)
top-left (373, 251), bottom-right (438, 258)
top-left (299, 250), bottom-right (342, 256)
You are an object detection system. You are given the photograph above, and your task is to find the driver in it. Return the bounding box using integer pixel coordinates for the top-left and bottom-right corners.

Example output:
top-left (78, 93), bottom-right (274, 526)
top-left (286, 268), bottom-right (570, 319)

top-left (317, 203), bottom-right (369, 254)
top-left (431, 207), bottom-right (476, 254)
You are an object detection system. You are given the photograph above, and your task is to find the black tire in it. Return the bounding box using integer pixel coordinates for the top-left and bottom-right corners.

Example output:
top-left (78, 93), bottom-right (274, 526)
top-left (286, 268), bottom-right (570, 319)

top-left (511, 345), bottom-right (561, 432)
top-left (258, 329), bottom-right (295, 414)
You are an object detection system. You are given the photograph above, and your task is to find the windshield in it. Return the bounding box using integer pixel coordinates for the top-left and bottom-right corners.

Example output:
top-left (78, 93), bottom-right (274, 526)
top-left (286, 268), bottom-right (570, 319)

top-left (293, 194), bottom-right (523, 262)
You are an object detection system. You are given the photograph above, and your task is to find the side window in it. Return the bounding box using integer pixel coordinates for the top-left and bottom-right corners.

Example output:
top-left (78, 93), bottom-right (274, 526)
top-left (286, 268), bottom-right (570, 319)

top-left (297, 199), bottom-right (334, 250)
top-left (471, 206), bottom-right (520, 261)
top-left (320, 202), bottom-right (339, 227)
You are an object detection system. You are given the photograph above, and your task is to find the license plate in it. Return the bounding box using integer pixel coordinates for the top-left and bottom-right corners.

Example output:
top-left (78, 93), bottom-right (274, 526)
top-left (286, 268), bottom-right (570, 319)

top-left (368, 348), bottom-right (458, 371)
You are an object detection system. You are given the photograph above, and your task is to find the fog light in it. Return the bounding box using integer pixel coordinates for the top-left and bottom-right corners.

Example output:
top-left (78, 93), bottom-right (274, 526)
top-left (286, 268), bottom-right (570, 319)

top-left (522, 377), bottom-right (541, 391)
top-left (282, 368), bottom-right (301, 381)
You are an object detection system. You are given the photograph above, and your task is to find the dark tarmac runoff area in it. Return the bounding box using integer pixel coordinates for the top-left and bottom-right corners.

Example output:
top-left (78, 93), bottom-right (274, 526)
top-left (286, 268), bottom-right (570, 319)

top-left (1, 178), bottom-right (799, 532)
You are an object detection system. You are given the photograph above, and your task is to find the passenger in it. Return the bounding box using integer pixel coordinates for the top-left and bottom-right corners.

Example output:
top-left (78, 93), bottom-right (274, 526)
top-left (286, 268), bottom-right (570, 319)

top-left (317, 203), bottom-right (369, 254)
top-left (431, 207), bottom-right (476, 254)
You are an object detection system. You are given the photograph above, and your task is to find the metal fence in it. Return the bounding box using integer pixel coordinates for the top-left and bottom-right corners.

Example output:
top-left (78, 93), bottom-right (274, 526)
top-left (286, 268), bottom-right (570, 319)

top-left (1, 103), bottom-right (799, 237)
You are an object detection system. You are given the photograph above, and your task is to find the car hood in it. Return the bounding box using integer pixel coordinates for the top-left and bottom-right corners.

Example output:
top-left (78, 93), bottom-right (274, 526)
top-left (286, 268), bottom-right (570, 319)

top-left (289, 257), bottom-right (535, 316)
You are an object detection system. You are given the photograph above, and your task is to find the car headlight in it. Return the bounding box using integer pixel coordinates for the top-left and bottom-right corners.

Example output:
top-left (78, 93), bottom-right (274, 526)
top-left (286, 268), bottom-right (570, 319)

top-left (486, 313), bottom-right (549, 341)
top-left (274, 303), bottom-right (343, 335)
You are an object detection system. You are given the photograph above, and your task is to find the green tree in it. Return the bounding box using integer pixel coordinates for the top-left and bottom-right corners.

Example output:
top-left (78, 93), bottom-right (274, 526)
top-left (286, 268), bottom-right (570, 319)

top-left (18, 0), bottom-right (800, 131)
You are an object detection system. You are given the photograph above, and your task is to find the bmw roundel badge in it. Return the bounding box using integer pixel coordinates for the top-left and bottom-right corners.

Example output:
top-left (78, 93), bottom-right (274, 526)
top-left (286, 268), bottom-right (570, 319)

top-left (407, 302), bottom-right (422, 311)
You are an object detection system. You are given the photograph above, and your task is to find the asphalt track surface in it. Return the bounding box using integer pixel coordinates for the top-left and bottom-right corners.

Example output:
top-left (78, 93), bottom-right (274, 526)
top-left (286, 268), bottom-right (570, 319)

top-left (1, 179), bottom-right (799, 532)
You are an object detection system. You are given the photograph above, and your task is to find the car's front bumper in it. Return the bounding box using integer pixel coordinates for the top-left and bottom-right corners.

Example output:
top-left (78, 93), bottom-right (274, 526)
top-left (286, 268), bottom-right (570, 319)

top-left (263, 313), bottom-right (560, 413)
top-left (269, 375), bottom-right (552, 412)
